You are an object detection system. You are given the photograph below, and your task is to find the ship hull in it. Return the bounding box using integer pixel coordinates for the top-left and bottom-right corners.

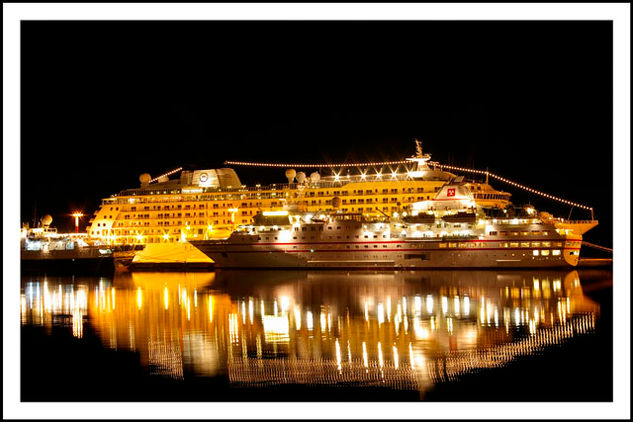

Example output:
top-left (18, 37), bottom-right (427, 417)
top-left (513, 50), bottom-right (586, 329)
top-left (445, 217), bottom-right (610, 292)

top-left (190, 239), bottom-right (581, 269)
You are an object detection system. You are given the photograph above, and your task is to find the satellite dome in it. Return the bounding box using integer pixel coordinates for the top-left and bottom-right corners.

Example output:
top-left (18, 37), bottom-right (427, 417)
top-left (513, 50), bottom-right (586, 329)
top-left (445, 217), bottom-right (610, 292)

top-left (310, 172), bottom-right (321, 183)
top-left (41, 214), bottom-right (53, 226)
top-left (285, 169), bottom-right (296, 184)
top-left (139, 173), bottom-right (151, 185)
top-left (296, 172), bottom-right (306, 184)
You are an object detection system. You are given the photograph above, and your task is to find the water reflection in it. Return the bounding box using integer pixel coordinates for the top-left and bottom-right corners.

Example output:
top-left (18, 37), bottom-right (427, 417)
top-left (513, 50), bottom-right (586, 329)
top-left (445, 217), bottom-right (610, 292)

top-left (20, 270), bottom-right (600, 395)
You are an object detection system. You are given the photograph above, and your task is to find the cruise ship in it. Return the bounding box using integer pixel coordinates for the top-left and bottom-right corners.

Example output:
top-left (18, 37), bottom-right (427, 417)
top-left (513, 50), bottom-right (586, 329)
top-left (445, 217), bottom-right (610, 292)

top-left (86, 142), bottom-right (517, 266)
top-left (189, 178), bottom-right (597, 269)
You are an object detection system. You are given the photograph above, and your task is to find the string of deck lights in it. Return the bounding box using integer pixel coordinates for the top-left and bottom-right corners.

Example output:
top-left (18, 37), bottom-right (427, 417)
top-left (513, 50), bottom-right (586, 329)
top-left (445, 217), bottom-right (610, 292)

top-left (434, 163), bottom-right (594, 212)
top-left (224, 159), bottom-right (593, 214)
top-left (149, 167), bottom-right (183, 183)
top-left (224, 160), bottom-right (411, 168)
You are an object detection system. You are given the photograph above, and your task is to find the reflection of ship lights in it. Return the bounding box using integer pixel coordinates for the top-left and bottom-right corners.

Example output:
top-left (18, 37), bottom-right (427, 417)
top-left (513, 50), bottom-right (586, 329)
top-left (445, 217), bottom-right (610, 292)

top-left (20, 269), bottom-right (601, 396)
top-left (306, 311), bottom-right (314, 331)
top-left (262, 315), bottom-right (290, 343)
top-left (294, 306), bottom-right (301, 330)
top-left (362, 342), bottom-right (369, 369)
top-left (137, 287), bottom-right (142, 310)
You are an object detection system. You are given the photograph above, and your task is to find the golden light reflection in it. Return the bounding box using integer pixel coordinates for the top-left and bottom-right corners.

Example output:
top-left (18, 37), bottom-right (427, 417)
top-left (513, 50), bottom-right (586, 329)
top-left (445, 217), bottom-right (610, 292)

top-left (294, 306), bottom-right (301, 330)
top-left (208, 295), bottom-right (213, 323)
top-left (362, 342), bottom-right (369, 369)
top-left (393, 345), bottom-right (399, 369)
top-left (249, 298), bottom-right (254, 324)
top-left (136, 287), bottom-right (142, 310)
top-left (414, 296), bottom-right (422, 313)
top-left (20, 269), bottom-right (604, 395)
top-left (306, 310), bottom-right (313, 331)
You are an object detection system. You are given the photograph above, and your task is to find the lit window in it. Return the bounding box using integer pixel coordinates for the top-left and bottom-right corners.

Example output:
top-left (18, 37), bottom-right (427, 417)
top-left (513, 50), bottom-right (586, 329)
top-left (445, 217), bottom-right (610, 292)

top-left (552, 250), bottom-right (561, 256)
top-left (541, 250), bottom-right (550, 256)
top-left (533, 250), bottom-right (539, 256)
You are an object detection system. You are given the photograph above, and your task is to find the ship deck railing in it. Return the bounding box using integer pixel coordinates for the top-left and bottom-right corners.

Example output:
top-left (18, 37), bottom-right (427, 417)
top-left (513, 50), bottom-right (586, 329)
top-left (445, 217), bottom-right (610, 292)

top-left (104, 182), bottom-right (448, 204)
top-left (555, 219), bottom-right (599, 225)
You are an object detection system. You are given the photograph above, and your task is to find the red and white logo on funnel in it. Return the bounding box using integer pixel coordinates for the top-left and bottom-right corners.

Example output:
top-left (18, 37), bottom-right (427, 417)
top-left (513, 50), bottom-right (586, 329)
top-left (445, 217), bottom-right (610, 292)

top-left (447, 188), bottom-right (456, 197)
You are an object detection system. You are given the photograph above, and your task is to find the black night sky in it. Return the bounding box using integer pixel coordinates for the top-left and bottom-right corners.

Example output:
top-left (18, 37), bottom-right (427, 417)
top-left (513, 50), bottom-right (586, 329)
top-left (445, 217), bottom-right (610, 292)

top-left (20, 21), bottom-right (613, 246)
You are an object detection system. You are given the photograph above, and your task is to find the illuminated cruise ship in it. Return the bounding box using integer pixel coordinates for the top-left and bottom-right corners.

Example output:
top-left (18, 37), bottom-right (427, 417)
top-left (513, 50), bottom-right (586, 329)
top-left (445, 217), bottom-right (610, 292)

top-left (85, 141), bottom-right (596, 266)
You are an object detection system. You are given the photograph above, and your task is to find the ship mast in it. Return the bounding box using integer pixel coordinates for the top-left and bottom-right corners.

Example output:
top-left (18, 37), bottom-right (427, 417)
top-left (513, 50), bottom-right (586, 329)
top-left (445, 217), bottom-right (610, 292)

top-left (406, 139), bottom-right (432, 177)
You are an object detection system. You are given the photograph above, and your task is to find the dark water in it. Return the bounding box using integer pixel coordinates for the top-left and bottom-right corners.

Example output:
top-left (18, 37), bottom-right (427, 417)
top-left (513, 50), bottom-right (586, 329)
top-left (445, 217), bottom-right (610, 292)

top-left (20, 269), bottom-right (612, 401)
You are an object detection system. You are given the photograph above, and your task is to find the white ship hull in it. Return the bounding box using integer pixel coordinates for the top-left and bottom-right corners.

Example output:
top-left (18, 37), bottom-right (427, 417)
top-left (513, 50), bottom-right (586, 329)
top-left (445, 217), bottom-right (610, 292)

top-left (190, 237), bottom-right (581, 269)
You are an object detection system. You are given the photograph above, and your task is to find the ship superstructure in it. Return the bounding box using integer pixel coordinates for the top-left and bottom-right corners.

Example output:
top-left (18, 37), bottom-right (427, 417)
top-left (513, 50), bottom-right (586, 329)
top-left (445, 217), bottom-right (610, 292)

top-left (189, 178), bottom-right (592, 269)
top-left (86, 142), bottom-right (511, 246)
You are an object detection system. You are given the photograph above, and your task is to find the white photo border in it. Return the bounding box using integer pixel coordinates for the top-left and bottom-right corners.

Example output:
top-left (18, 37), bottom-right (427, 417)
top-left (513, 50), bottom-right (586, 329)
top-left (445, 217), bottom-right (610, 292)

top-left (4, 3), bottom-right (630, 420)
